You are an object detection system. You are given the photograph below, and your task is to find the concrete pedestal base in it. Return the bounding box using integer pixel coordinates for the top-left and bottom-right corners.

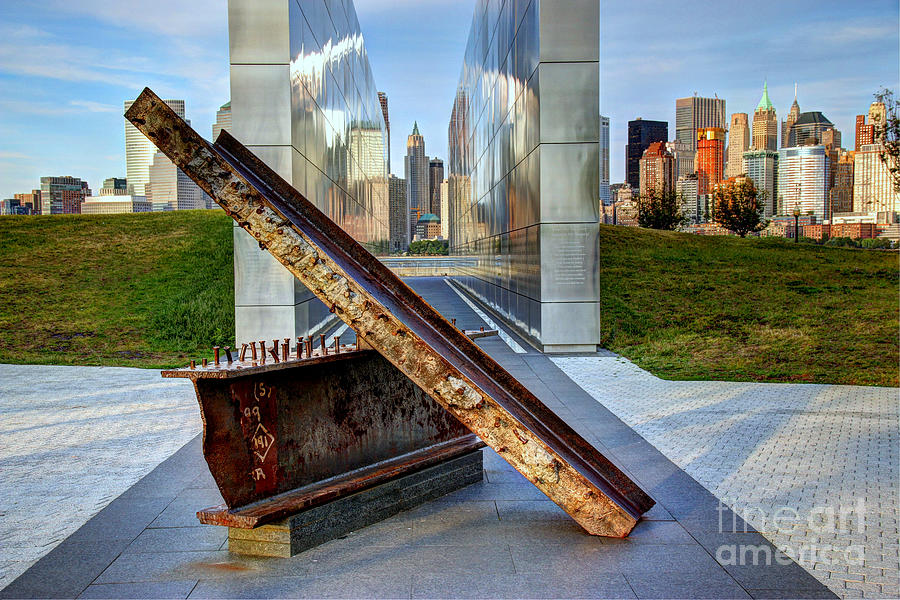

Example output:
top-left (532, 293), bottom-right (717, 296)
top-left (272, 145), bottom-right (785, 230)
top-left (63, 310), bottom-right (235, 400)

top-left (227, 450), bottom-right (483, 557)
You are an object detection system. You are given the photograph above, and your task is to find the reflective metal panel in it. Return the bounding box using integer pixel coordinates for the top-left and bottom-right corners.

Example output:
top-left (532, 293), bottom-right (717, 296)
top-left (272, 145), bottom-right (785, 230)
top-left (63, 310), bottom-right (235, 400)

top-left (538, 62), bottom-right (599, 143)
top-left (230, 0), bottom-right (390, 343)
top-left (539, 223), bottom-right (600, 303)
top-left (228, 0), bottom-right (289, 64)
top-left (538, 0), bottom-right (600, 62)
top-left (448, 0), bottom-right (601, 352)
top-left (231, 65), bottom-right (292, 146)
top-left (539, 143), bottom-right (599, 223)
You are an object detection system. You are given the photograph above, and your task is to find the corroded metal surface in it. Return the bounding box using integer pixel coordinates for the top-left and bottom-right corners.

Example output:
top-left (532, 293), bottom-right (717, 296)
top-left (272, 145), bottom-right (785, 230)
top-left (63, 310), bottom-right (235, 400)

top-left (164, 349), bottom-right (474, 513)
top-left (127, 88), bottom-right (653, 537)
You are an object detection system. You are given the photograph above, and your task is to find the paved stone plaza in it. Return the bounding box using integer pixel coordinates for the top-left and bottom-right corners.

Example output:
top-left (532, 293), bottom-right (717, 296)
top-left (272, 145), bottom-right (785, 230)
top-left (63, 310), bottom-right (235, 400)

top-left (0, 278), bottom-right (888, 599)
top-left (0, 366), bottom-right (199, 589)
top-left (554, 356), bottom-right (900, 599)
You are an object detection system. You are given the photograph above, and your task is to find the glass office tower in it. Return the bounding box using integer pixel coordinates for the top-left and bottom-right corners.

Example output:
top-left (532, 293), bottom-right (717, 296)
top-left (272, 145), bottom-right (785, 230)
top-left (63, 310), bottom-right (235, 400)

top-left (448, 0), bottom-right (601, 352)
top-left (228, 0), bottom-right (389, 343)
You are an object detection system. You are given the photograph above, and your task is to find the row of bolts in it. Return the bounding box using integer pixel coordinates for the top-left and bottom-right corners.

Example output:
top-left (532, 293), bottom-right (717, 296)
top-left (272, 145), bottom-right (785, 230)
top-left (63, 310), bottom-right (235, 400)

top-left (188, 319), bottom-right (481, 369)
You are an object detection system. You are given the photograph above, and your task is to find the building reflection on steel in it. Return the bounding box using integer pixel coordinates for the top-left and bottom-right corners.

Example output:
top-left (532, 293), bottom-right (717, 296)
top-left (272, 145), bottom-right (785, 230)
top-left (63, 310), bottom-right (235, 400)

top-left (448, 0), bottom-right (601, 352)
top-left (228, 0), bottom-right (389, 344)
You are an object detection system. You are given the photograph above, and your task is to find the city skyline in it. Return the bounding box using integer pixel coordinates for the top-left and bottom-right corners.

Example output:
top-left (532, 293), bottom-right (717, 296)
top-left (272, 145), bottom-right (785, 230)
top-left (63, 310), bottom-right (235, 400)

top-left (0, 0), bottom-right (898, 200)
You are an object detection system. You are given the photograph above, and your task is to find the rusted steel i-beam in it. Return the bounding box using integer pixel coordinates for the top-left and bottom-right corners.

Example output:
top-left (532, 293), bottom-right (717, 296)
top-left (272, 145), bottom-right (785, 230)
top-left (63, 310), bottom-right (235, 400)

top-left (125, 88), bottom-right (654, 537)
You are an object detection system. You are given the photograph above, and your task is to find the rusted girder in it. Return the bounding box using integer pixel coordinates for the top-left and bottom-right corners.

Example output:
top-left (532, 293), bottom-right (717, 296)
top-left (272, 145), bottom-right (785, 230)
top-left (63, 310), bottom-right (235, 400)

top-left (126, 88), bottom-right (653, 537)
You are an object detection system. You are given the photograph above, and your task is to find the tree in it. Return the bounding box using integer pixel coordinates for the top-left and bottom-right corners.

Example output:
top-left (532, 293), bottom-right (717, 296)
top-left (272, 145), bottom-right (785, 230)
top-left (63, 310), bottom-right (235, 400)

top-left (712, 178), bottom-right (767, 237)
top-left (408, 239), bottom-right (449, 255)
top-left (635, 187), bottom-right (686, 230)
top-left (873, 88), bottom-right (900, 192)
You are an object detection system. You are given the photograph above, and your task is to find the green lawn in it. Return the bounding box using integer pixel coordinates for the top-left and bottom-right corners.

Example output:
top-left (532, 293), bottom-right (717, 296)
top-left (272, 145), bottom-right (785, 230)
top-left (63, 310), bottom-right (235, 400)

top-left (597, 224), bottom-right (898, 387)
top-left (0, 212), bottom-right (896, 386)
top-left (0, 211), bottom-right (234, 369)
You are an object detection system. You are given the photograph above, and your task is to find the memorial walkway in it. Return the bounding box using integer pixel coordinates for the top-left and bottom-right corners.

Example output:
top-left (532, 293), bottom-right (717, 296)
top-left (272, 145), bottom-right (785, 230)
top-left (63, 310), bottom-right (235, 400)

top-left (1, 278), bottom-right (887, 598)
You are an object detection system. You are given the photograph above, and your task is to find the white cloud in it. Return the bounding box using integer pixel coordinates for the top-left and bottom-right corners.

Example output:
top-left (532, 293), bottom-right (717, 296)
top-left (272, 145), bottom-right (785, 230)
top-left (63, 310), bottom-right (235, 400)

top-left (0, 152), bottom-right (31, 160)
top-left (44, 0), bottom-right (227, 40)
top-left (69, 100), bottom-right (119, 113)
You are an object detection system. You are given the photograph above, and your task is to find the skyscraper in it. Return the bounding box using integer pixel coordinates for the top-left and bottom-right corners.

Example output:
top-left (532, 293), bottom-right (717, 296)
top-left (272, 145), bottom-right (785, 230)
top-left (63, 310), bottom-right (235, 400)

top-left (743, 149), bottom-right (778, 217)
top-left (124, 98), bottom-right (185, 196)
top-left (428, 158), bottom-right (444, 216)
top-left (666, 141), bottom-right (695, 179)
top-left (388, 174), bottom-right (407, 252)
top-left (378, 92), bottom-right (390, 173)
top-left (830, 151), bottom-right (854, 215)
top-left (725, 113), bottom-right (749, 178)
top-left (212, 101), bottom-right (231, 141)
top-left (782, 85), bottom-right (800, 148)
top-left (13, 190), bottom-right (41, 214)
top-left (675, 94), bottom-right (726, 151)
top-left (600, 115), bottom-right (610, 204)
top-left (147, 150), bottom-right (210, 210)
top-left (696, 127), bottom-right (725, 194)
top-left (39, 176), bottom-right (91, 214)
top-left (626, 118), bottom-right (668, 189)
top-left (778, 145), bottom-right (830, 219)
top-left (854, 144), bottom-right (899, 214)
top-left (404, 122), bottom-right (429, 241)
top-left (751, 82), bottom-right (778, 152)
top-left (792, 112), bottom-right (840, 148)
top-left (676, 174), bottom-right (700, 223)
top-left (440, 179), bottom-right (450, 240)
top-left (639, 142), bottom-right (675, 196)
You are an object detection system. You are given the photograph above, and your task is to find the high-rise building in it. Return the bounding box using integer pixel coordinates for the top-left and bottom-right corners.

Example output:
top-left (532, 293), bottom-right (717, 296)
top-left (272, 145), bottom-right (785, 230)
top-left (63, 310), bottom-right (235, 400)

top-left (676, 173), bottom-right (700, 223)
top-left (100, 178), bottom-right (128, 195)
top-left (869, 102), bottom-right (887, 133)
top-left (782, 84), bottom-right (800, 148)
top-left (388, 174), bottom-right (407, 252)
top-left (212, 101), bottom-right (231, 141)
top-left (778, 145), bottom-right (830, 219)
top-left (13, 190), bottom-right (41, 215)
top-left (228, 0), bottom-right (390, 343)
top-left (665, 141), bottom-right (695, 179)
top-left (404, 122), bottom-right (429, 241)
top-left (147, 150), bottom-right (210, 210)
top-left (742, 149), bottom-right (778, 217)
top-left (639, 142), bottom-right (675, 196)
top-left (751, 82), bottom-right (778, 152)
top-left (675, 94), bottom-right (726, 152)
top-left (440, 179), bottom-right (450, 240)
top-left (855, 115), bottom-right (874, 151)
top-left (626, 118), bottom-right (668, 189)
top-left (428, 158), bottom-right (444, 216)
top-left (854, 144), bottom-right (899, 214)
top-left (830, 151), bottom-right (854, 215)
top-left (725, 113), bottom-right (749, 178)
top-left (696, 127), bottom-right (725, 194)
top-left (124, 98), bottom-right (185, 196)
top-left (39, 176), bottom-right (91, 214)
top-left (378, 92), bottom-right (390, 173)
top-left (81, 195), bottom-right (151, 214)
top-left (449, 0), bottom-right (600, 352)
top-left (792, 112), bottom-right (840, 148)
top-left (600, 115), bottom-right (610, 204)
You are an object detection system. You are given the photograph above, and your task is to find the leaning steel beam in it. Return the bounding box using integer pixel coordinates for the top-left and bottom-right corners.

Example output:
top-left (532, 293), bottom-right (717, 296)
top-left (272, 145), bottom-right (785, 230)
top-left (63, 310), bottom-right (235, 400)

top-left (125, 88), bottom-right (654, 537)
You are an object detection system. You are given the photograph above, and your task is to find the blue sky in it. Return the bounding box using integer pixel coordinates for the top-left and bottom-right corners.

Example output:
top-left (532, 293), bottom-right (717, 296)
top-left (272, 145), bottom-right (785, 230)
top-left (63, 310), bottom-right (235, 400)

top-left (0, 0), bottom-right (897, 200)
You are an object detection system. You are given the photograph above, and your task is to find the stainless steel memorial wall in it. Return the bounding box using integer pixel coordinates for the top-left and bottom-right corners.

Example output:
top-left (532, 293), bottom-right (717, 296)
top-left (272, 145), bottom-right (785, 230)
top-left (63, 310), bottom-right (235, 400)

top-left (228, 0), bottom-right (390, 343)
top-left (448, 0), bottom-right (601, 352)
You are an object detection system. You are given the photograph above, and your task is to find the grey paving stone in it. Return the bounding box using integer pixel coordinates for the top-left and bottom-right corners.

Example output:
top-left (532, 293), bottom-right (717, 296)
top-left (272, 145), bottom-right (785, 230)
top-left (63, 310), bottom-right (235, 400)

top-left (189, 573), bottom-right (412, 599)
top-left (495, 500), bottom-right (573, 524)
top-left (725, 561), bottom-right (831, 592)
top-left (747, 588), bottom-right (839, 599)
top-left (411, 572), bottom-right (636, 599)
top-left (124, 526), bottom-right (227, 554)
top-left (77, 580), bottom-right (198, 599)
top-left (95, 551), bottom-right (306, 584)
top-left (604, 520), bottom-right (695, 544)
top-left (435, 481), bottom-right (550, 502)
top-left (624, 570), bottom-right (750, 599)
top-left (0, 540), bottom-right (127, 599)
top-left (510, 542), bottom-right (723, 576)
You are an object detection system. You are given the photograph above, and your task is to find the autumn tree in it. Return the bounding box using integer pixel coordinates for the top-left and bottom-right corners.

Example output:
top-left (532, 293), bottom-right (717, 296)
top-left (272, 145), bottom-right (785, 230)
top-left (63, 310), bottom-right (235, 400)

top-left (635, 187), bottom-right (687, 231)
top-left (873, 88), bottom-right (899, 192)
top-left (713, 178), bottom-right (767, 237)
